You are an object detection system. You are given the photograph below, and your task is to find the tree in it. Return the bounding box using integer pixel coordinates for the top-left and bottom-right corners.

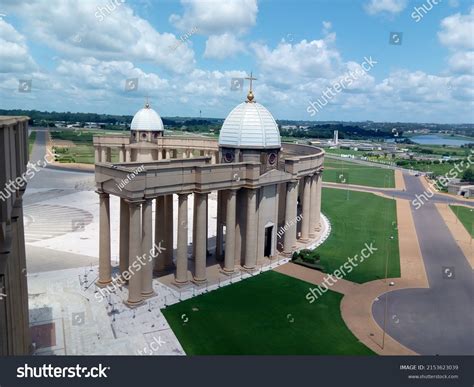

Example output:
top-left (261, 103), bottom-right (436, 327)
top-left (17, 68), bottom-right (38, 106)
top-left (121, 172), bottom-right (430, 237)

top-left (461, 168), bottom-right (474, 182)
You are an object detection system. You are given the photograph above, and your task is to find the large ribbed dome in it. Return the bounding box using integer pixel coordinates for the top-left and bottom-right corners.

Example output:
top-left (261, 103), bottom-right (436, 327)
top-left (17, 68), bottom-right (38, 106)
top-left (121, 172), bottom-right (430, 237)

top-left (219, 102), bottom-right (281, 149)
top-left (131, 103), bottom-right (164, 132)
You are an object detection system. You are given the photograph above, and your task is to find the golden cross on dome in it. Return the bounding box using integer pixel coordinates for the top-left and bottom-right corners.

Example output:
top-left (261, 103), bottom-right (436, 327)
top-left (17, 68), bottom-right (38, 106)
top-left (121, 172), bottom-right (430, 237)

top-left (245, 72), bottom-right (257, 102)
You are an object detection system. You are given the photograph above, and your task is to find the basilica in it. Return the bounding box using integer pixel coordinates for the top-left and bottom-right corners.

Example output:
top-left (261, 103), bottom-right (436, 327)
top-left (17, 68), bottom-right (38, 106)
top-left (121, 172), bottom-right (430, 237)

top-left (93, 83), bottom-right (325, 306)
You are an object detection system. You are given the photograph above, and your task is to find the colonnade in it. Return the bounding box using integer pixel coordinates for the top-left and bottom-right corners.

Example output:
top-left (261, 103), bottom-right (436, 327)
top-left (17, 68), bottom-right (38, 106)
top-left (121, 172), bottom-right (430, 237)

top-left (95, 146), bottom-right (219, 163)
top-left (96, 171), bottom-right (322, 307)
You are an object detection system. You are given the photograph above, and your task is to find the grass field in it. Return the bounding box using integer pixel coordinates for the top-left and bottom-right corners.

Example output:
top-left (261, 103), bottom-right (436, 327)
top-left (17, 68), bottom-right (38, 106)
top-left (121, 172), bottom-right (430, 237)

top-left (317, 188), bottom-right (400, 283)
top-left (450, 205), bottom-right (474, 237)
top-left (162, 271), bottom-right (375, 355)
top-left (323, 158), bottom-right (395, 188)
top-left (50, 130), bottom-right (119, 164)
top-left (28, 131), bottom-right (36, 154)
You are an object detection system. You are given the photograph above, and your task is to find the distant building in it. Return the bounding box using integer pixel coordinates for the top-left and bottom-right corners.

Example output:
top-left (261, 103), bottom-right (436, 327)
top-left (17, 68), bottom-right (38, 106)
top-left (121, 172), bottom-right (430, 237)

top-left (448, 181), bottom-right (474, 198)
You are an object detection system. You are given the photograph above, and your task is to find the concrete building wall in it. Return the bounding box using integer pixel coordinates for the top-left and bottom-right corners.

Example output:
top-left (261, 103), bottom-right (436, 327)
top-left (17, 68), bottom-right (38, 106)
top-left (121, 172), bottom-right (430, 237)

top-left (0, 116), bottom-right (31, 355)
top-left (256, 185), bottom-right (279, 260)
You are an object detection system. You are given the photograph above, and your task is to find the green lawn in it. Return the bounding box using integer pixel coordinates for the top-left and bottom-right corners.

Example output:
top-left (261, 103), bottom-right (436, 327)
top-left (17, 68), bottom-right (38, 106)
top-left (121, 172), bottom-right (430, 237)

top-left (325, 148), bottom-right (366, 156)
top-left (317, 188), bottom-right (400, 283)
top-left (28, 131), bottom-right (36, 155)
top-left (323, 158), bottom-right (395, 188)
top-left (162, 271), bottom-right (374, 355)
top-left (50, 130), bottom-right (120, 164)
top-left (450, 205), bottom-right (474, 237)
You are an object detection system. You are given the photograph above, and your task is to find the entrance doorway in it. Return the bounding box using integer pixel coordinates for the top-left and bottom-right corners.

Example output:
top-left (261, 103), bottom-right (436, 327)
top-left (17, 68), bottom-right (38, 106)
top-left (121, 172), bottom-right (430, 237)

top-left (264, 225), bottom-right (273, 257)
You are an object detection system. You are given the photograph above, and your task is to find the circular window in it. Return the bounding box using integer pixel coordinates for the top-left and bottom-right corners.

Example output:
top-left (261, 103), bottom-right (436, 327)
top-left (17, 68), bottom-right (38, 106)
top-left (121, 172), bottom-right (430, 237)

top-left (141, 132), bottom-right (147, 139)
top-left (268, 152), bottom-right (277, 165)
top-left (224, 151), bottom-right (235, 163)
top-left (153, 132), bottom-right (160, 139)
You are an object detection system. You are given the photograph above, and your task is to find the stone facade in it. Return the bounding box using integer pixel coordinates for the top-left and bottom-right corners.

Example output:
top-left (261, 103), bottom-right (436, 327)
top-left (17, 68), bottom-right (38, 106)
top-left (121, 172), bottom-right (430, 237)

top-left (94, 133), bottom-right (324, 307)
top-left (0, 116), bottom-right (31, 355)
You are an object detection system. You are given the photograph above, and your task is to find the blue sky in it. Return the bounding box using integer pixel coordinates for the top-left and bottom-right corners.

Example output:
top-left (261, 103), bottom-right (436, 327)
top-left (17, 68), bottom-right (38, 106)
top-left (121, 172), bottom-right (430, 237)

top-left (0, 0), bottom-right (473, 123)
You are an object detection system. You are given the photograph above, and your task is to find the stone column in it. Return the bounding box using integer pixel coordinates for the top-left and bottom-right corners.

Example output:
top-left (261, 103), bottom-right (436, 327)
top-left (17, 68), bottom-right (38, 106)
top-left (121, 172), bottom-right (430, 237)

top-left (126, 201), bottom-right (144, 306)
top-left (158, 150), bottom-right (163, 160)
top-left (300, 176), bottom-right (311, 241)
top-left (309, 174), bottom-right (318, 238)
top-left (100, 147), bottom-right (107, 163)
top-left (141, 199), bottom-right (154, 298)
top-left (94, 147), bottom-right (100, 162)
top-left (283, 181), bottom-right (298, 255)
top-left (315, 172), bottom-right (322, 231)
top-left (223, 189), bottom-right (237, 273)
top-left (119, 148), bottom-right (125, 162)
top-left (97, 192), bottom-right (112, 287)
top-left (215, 190), bottom-right (223, 260)
top-left (105, 147), bottom-right (111, 162)
top-left (175, 193), bottom-right (189, 284)
top-left (192, 195), bottom-right (197, 259)
top-left (193, 192), bottom-right (208, 283)
top-left (125, 148), bottom-right (131, 162)
top-left (164, 195), bottom-right (174, 268)
top-left (211, 152), bottom-right (217, 164)
top-left (165, 148), bottom-right (171, 159)
top-left (119, 199), bottom-right (130, 275)
top-left (244, 188), bottom-right (257, 270)
top-left (154, 196), bottom-right (166, 273)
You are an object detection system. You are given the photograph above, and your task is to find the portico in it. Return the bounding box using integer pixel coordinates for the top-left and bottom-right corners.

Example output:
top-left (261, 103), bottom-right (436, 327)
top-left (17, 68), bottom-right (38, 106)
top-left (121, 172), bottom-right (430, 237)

top-left (94, 93), bottom-right (324, 307)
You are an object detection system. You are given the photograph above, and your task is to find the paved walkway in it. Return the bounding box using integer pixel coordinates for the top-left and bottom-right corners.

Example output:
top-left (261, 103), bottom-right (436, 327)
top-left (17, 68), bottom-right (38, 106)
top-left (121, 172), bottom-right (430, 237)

top-left (436, 203), bottom-right (474, 269)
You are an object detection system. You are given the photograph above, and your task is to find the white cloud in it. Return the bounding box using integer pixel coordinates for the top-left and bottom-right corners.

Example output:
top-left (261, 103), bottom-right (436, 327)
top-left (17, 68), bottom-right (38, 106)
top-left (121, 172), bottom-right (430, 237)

top-left (438, 7), bottom-right (474, 75)
top-left (252, 37), bottom-right (342, 86)
top-left (364, 0), bottom-right (407, 15)
top-left (204, 33), bottom-right (246, 59)
top-left (170, 0), bottom-right (258, 35)
top-left (0, 19), bottom-right (37, 73)
top-left (438, 7), bottom-right (474, 50)
top-left (55, 58), bottom-right (169, 92)
top-left (3, 0), bottom-right (196, 74)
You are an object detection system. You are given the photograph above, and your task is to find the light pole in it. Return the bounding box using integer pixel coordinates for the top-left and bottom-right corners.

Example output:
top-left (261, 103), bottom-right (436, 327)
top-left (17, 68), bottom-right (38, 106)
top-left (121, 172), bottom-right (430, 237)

top-left (382, 281), bottom-right (396, 350)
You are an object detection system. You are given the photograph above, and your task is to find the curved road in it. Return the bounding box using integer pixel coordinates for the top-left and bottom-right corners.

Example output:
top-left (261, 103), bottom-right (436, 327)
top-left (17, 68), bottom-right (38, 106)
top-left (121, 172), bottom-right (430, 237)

top-left (368, 174), bottom-right (474, 355)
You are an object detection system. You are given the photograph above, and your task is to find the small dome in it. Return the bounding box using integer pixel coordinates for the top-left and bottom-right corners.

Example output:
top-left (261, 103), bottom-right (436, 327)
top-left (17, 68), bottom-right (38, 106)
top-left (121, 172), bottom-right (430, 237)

top-left (219, 102), bottom-right (281, 149)
top-left (131, 103), bottom-right (164, 132)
